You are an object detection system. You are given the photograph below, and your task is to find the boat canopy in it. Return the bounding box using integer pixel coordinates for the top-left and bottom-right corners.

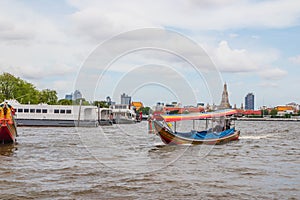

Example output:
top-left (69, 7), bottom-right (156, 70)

top-left (161, 109), bottom-right (237, 122)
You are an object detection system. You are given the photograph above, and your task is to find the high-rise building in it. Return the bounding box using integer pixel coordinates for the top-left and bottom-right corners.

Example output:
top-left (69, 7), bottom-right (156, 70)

top-left (73, 90), bottom-right (82, 100)
top-left (245, 93), bottom-right (254, 110)
top-left (64, 90), bottom-right (83, 101)
top-left (121, 93), bottom-right (131, 105)
top-left (65, 94), bottom-right (72, 100)
top-left (218, 83), bottom-right (232, 109)
top-left (106, 96), bottom-right (112, 105)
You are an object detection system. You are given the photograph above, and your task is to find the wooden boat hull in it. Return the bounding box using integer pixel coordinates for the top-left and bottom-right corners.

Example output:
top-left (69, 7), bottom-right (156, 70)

top-left (0, 120), bottom-right (17, 144)
top-left (0, 102), bottom-right (18, 144)
top-left (153, 120), bottom-right (240, 145)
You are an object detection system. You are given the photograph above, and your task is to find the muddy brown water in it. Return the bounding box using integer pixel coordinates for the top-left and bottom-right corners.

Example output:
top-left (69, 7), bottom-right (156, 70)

top-left (0, 121), bottom-right (299, 199)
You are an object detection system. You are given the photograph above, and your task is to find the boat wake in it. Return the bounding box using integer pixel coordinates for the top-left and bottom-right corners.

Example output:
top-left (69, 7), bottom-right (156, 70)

top-left (239, 133), bottom-right (275, 140)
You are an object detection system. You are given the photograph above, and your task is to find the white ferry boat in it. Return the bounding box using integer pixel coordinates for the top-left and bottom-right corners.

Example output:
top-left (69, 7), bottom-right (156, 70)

top-left (98, 107), bottom-right (113, 125)
top-left (110, 104), bottom-right (136, 124)
top-left (7, 100), bottom-right (99, 127)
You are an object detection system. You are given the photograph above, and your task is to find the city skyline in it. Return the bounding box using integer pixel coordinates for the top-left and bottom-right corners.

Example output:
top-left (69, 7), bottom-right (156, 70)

top-left (0, 1), bottom-right (299, 108)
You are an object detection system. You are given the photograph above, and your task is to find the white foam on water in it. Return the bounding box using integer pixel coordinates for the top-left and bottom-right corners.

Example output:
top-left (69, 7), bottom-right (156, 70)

top-left (239, 133), bottom-right (275, 140)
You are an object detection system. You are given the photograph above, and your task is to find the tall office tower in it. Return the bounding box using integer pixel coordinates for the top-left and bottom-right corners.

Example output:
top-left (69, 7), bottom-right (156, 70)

top-left (245, 93), bottom-right (254, 110)
top-left (121, 93), bottom-right (131, 105)
top-left (73, 90), bottom-right (82, 100)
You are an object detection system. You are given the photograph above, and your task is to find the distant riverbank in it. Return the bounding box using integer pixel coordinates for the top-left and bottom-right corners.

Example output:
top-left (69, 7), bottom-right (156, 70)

top-left (236, 117), bottom-right (300, 122)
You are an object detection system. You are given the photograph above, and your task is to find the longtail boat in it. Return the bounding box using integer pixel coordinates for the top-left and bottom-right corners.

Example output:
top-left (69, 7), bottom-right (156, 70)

top-left (148, 109), bottom-right (240, 145)
top-left (0, 102), bottom-right (18, 144)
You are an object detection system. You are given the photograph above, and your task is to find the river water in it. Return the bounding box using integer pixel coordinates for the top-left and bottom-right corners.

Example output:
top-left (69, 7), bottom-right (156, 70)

top-left (0, 121), bottom-right (299, 199)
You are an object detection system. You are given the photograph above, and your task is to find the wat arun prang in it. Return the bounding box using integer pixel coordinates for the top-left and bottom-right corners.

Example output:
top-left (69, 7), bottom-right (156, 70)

top-left (218, 83), bottom-right (232, 109)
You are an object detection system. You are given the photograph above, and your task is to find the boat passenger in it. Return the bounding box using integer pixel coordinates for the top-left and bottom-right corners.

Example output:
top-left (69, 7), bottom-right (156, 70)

top-left (213, 118), bottom-right (225, 132)
top-left (225, 119), bottom-right (231, 130)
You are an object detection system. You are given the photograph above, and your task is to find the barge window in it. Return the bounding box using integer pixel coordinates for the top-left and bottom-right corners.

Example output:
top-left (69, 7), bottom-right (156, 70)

top-left (17, 108), bottom-right (23, 113)
top-left (24, 109), bottom-right (29, 113)
top-left (54, 109), bottom-right (59, 114)
top-left (36, 109), bottom-right (41, 113)
top-left (42, 109), bottom-right (47, 113)
top-left (30, 109), bottom-right (35, 113)
top-left (60, 109), bottom-right (65, 114)
top-left (66, 110), bottom-right (72, 114)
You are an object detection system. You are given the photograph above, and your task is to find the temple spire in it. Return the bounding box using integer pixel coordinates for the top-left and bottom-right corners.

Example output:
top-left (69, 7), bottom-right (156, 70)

top-left (218, 83), bottom-right (232, 109)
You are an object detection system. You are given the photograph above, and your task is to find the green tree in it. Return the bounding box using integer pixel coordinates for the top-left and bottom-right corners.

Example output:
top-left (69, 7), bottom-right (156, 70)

top-left (0, 92), bottom-right (4, 102)
top-left (93, 101), bottom-right (109, 108)
top-left (0, 72), bottom-right (59, 104)
top-left (270, 109), bottom-right (278, 116)
top-left (0, 72), bottom-right (39, 104)
top-left (20, 82), bottom-right (39, 104)
top-left (0, 73), bottom-right (16, 100)
top-left (73, 98), bottom-right (90, 105)
top-left (138, 107), bottom-right (151, 115)
top-left (38, 89), bottom-right (58, 105)
top-left (261, 109), bottom-right (269, 116)
top-left (58, 99), bottom-right (72, 105)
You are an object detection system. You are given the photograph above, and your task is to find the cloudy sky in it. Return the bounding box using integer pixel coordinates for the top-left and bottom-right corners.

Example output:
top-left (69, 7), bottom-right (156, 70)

top-left (0, 0), bottom-right (300, 108)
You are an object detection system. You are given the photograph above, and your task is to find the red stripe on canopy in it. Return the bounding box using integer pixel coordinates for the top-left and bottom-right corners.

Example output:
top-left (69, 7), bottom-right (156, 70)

top-left (161, 109), bottom-right (237, 122)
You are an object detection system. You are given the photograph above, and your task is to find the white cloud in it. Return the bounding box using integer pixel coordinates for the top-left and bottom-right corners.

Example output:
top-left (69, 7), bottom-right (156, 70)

top-left (289, 55), bottom-right (300, 65)
top-left (211, 41), bottom-right (258, 72)
top-left (0, 0), bottom-right (89, 90)
top-left (258, 82), bottom-right (278, 88)
top-left (67, 0), bottom-right (300, 41)
top-left (64, 0), bottom-right (295, 84)
top-left (251, 35), bottom-right (260, 40)
top-left (0, 19), bottom-right (35, 41)
top-left (258, 68), bottom-right (288, 80)
top-left (1, 64), bottom-right (74, 80)
top-left (208, 40), bottom-right (280, 72)
top-left (202, 40), bottom-right (289, 82)
top-left (0, 1), bottom-right (67, 43)
top-left (229, 33), bottom-right (239, 38)
top-left (0, 0), bottom-right (298, 104)
top-left (52, 80), bottom-right (75, 97)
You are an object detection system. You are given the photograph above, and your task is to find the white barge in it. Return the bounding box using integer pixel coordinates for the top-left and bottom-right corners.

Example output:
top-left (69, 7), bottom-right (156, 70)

top-left (8, 100), bottom-right (100, 127)
top-left (98, 107), bottom-right (113, 125)
top-left (110, 104), bottom-right (137, 124)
